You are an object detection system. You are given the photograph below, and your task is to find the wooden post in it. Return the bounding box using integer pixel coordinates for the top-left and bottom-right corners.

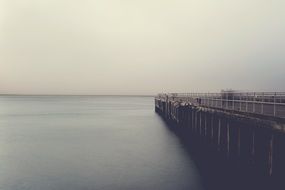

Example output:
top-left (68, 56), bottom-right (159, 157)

top-left (218, 118), bottom-right (221, 150)
top-left (227, 121), bottom-right (230, 157)
top-left (211, 115), bottom-right (214, 141)
top-left (199, 111), bottom-right (202, 136)
top-left (192, 109), bottom-right (194, 131)
top-left (195, 110), bottom-right (198, 133)
top-left (251, 130), bottom-right (255, 163)
top-left (268, 134), bottom-right (274, 176)
top-left (238, 126), bottom-right (241, 157)
top-left (205, 113), bottom-right (207, 137)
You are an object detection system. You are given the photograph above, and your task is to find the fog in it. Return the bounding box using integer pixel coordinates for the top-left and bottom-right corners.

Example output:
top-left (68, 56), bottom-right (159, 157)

top-left (1, 0), bottom-right (284, 95)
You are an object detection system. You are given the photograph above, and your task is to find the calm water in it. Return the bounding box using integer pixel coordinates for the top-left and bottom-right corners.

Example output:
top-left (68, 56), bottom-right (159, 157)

top-left (0, 96), bottom-right (204, 190)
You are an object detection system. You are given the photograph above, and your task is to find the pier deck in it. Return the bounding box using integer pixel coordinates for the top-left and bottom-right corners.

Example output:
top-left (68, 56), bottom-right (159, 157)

top-left (155, 91), bottom-right (285, 186)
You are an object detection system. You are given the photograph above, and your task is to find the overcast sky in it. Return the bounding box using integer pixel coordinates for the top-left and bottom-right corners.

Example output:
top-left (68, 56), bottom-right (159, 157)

top-left (0, 0), bottom-right (284, 95)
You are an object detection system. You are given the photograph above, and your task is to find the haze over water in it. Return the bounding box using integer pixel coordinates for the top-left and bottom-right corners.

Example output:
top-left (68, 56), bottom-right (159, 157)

top-left (0, 96), bottom-right (203, 190)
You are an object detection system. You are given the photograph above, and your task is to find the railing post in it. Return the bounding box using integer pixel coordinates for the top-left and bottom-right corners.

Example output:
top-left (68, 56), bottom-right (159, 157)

top-left (215, 94), bottom-right (219, 107)
top-left (253, 92), bottom-right (255, 113)
top-left (233, 93), bottom-right (235, 110)
top-left (261, 93), bottom-right (264, 114)
top-left (226, 93), bottom-right (229, 109)
top-left (245, 93), bottom-right (248, 112)
top-left (207, 94), bottom-right (209, 106)
top-left (220, 93), bottom-right (222, 108)
top-left (274, 92), bottom-right (276, 116)
top-left (239, 93), bottom-right (242, 111)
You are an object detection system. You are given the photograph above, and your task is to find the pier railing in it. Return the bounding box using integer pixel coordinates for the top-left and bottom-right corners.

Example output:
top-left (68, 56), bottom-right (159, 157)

top-left (157, 92), bottom-right (285, 119)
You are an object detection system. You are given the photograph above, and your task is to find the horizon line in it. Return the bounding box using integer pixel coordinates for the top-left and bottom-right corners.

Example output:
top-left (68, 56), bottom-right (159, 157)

top-left (0, 94), bottom-right (155, 97)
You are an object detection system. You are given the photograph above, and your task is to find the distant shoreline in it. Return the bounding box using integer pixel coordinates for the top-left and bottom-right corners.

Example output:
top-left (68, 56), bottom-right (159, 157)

top-left (0, 94), bottom-right (154, 97)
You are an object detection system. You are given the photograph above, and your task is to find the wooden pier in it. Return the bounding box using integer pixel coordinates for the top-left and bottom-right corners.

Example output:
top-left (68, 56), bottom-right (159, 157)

top-left (155, 91), bottom-right (285, 188)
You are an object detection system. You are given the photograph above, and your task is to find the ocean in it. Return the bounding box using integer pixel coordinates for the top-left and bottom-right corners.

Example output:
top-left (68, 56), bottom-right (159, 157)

top-left (0, 95), bottom-right (203, 190)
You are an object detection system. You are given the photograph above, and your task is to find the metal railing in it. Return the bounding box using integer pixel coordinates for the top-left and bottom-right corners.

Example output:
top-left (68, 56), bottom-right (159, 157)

top-left (156, 91), bottom-right (285, 119)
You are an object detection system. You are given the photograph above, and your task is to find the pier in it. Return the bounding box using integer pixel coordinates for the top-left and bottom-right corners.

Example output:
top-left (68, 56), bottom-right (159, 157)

top-left (155, 91), bottom-right (285, 188)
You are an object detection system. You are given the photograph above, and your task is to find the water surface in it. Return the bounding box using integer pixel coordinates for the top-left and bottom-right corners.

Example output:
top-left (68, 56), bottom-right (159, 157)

top-left (0, 96), bottom-right (203, 190)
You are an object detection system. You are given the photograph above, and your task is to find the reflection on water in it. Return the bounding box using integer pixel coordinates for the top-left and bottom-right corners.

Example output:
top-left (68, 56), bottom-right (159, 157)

top-left (0, 96), bottom-right (204, 190)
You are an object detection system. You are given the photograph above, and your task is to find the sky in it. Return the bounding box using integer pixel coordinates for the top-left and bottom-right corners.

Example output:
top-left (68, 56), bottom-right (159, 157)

top-left (0, 0), bottom-right (285, 95)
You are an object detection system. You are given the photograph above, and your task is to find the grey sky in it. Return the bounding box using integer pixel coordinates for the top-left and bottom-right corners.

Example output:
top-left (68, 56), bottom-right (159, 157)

top-left (1, 0), bottom-right (284, 95)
